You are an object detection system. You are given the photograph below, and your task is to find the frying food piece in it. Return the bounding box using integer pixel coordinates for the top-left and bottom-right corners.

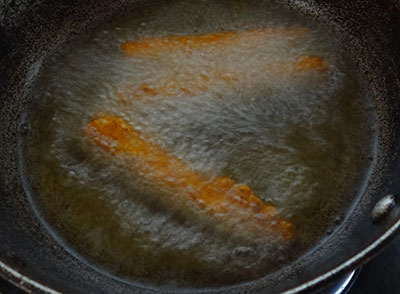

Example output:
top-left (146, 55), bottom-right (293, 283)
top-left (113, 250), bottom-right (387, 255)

top-left (84, 114), bottom-right (294, 240)
top-left (118, 55), bottom-right (328, 100)
top-left (292, 55), bottom-right (328, 72)
top-left (121, 27), bottom-right (309, 56)
top-left (119, 70), bottom-right (239, 100)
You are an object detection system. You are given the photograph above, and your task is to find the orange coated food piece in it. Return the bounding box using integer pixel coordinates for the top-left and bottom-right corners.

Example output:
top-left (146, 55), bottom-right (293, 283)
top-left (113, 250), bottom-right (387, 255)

top-left (293, 55), bottom-right (328, 72)
top-left (121, 28), bottom-right (309, 56)
top-left (123, 70), bottom-right (239, 99)
top-left (84, 114), bottom-right (294, 240)
top-left (119, 55), bottom-right (327, 100)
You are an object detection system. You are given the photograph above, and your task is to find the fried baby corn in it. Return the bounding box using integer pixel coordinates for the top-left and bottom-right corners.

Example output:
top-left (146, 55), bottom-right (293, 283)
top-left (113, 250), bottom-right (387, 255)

top-left (121, 27), bottom-right (309, 56)
top-left (83, 114), bottom-right (294, 240)
top-left (118, 55), bottom-right (328, 100)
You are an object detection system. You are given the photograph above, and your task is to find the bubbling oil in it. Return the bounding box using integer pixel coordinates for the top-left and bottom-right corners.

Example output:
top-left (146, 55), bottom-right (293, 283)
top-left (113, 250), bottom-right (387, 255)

top-left (25, 0), bottom-right (373, 288)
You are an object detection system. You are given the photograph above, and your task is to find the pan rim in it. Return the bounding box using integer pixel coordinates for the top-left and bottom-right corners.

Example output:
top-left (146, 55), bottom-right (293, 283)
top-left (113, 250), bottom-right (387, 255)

top-left (1, 0), bottom-right (399, 293)
top-left (1, 217), bottom-right (400, 294)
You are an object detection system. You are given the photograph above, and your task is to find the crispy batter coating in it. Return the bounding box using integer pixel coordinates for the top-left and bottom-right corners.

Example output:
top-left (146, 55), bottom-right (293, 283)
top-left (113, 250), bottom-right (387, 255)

top-left (120, 28), bottom-right (309, 56)
top-left (117, 55), bottom-right (327, 100)
top-left (84, 114), bottom-right (294, 240)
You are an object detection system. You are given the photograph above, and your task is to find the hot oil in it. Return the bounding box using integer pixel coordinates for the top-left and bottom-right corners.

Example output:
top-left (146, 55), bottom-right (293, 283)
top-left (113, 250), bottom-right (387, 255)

top-left (25, 0), bottom-right (374, 288)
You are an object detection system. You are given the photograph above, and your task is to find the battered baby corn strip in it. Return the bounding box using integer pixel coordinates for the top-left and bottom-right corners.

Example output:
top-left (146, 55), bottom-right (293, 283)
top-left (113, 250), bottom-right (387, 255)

top-left (121, 27), bottom-right (309, 56)
top-left (83, 114), bottom-right (294, 240)
top-left (121, 69), bottom-right (239, 100)
top-left (119, 55), bottom-right (327, 100)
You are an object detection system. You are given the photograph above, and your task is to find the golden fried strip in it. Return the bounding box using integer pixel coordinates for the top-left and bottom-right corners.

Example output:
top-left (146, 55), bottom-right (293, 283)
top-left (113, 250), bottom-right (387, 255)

top-left (292, 55), bottom-right (328, 72)
top-left (121, 70), bottom-right (239, 100)
top-left (118, 55), bottom-right (327, 100)
top-left (83, 114), bottom-right (294, 240)
top-left (120, 27), bottom-right (309, 56)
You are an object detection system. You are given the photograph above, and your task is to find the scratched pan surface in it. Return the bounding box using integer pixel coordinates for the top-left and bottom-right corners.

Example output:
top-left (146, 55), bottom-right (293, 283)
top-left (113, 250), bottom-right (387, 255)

top-left (0, 0), bottom-right (400, 293)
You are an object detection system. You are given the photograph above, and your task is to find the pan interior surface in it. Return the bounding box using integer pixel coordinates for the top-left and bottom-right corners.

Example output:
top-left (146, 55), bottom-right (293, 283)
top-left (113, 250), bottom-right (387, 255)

top-left (19, 0), bottom-right (376, 290)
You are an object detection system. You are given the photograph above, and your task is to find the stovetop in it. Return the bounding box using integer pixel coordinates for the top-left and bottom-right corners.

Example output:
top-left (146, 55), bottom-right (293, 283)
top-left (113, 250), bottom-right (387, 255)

top-left (2, 236), bottom-right (400, 294)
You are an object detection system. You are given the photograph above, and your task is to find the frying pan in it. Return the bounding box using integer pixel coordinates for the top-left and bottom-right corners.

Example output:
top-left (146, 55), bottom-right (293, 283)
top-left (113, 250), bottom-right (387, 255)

top-left (1, 0), bottom-right (400, 293)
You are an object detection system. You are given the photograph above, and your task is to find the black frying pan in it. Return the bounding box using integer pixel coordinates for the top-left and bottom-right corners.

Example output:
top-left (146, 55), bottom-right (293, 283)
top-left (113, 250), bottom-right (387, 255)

top-left (1, 0), bottom-right (400, 293)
